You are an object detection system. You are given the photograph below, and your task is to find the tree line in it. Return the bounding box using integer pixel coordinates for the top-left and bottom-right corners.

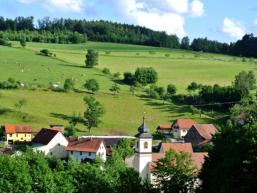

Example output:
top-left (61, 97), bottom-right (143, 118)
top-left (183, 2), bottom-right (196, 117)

top-left (186, 34), bottom-right (257, 58)
top-left (0, 16), bottom-right (179, 48)
top-left (1, 16), bottom-right (257, 58)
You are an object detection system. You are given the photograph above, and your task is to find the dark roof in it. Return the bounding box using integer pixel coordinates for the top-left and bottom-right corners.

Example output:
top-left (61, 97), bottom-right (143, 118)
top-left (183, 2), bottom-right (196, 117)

top-left (192, 124), bottom-right (217, 140)
top-left (32, 128), bottom-right (59, 145)
top-left (135, 117), bottom-right (152, 139)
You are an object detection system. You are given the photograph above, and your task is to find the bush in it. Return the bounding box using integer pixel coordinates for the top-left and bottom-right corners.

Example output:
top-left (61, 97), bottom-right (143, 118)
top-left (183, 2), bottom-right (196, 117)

top-left (85, 49), bottom-right (98, 68)
top-left (123, 72), bottom-right (135, 85)
top-left (0, 39), bottom-right (11, 47)
top-left (0, 78), bottom-right (19, 89)
top-left (40, 49), bottom-right (54, 57)
top-left (146, 88), bottom-right (160, 99)
top-left (63, 78), bottom-right (75, 92)
top-left (167, 84), bottom-right (177, 96)
top-left (113, 72), bottom-right (121, 79)
top-left (84, 79), bottom-right (99, 94)
top-left (134, 67), bottom-right (158, 86)
top-left (102, 68), bottom-right (111, 75)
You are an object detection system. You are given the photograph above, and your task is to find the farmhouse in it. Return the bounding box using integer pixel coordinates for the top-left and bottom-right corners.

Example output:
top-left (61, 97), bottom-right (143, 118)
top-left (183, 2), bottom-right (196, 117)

top-left (172, 119), bottom-right (196, 139)
top-left (4, 124), bottom-right (34, 144)
top-left (184, 124), bottom-right (217, 150)
top-left (66, 138), bottom-right (106, 162)
top-left (32, 128), bottom-right (68, 158)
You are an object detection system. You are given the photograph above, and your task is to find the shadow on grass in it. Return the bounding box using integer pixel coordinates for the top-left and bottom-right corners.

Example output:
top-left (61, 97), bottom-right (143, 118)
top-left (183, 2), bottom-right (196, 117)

top-left (0, 107), bottom-right (12, 115)
top-left (57, 63), bottom-right (85, 69)
top-left (138, 96), bottom-right (228, 126)
top-left (50, 113), bottom-right (85, 124)
top-left (50, 113), bottom-right (74, 122)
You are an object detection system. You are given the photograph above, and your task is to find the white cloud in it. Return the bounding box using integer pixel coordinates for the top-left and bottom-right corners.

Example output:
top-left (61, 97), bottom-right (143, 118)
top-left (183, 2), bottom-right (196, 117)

top-left (113, 0), bottom-right (187, 37)
top-left (17, 0), bottom-right (83, 13)
top-left (190, 0), bottom-right (204, 17)
top-left (221, 18), bottom-right (245, 39)
top-left (17, 0), bottom-right (205, 37)
top-left (165, 0), bottom-right (189, 14)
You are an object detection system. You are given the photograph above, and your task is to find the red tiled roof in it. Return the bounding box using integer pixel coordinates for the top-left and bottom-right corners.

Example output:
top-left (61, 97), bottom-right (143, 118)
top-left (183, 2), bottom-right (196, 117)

top-left (157, 124), bottom-right (172, 131)
top-left (161, 142), bottom-right (193, 154)
top-left (5, 124), bottom-right (33, 134)
top-left (191, 152), bottom-right (208, 170)
top-left (66, 138), bottom-right (103, 153)
top-left (192, 124), bottom-right (217, 140)
top-left (149, 152), bottom-right (208, 172)
top-left (32, 128), bottom-right (59, 145)
top-left (172, 119), bottom-right (196, 130)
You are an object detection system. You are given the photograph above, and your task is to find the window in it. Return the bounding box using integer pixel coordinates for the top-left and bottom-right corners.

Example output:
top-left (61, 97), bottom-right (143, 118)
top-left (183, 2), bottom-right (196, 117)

top-left (137, 141), bottom-right (139, 148)
top-left (71, 151), bottom-right (73, 155)
top-left (144, 142), bottom-right (148, 149)
top-left (80, 151), bottom-right (82, 155)
top-left (50, 152), bottom-right (53, 156)
top-left (25, 134), bottom-right (27, 137)
top-left (16, 134), bottom-right (18, 137)
top-left (89, 152), bottom-right (91, 156)
top-left (9, 134), bottom-right (12, 137)
top-left (58, 143), bottom-right (60, 146)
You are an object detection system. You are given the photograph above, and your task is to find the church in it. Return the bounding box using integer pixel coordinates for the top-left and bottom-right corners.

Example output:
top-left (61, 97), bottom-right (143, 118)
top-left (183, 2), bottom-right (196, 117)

top-left (132, 117), bottom-right (207, 183)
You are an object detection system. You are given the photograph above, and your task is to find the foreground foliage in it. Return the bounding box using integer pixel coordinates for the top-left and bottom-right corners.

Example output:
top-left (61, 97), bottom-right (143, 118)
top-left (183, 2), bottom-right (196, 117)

top-left (199, 123), bottom-right (257, 193)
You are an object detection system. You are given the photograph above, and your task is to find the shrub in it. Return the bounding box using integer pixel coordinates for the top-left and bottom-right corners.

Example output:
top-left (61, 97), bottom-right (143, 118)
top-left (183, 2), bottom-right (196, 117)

top-left (102, 68), bottom-right (111, 75)
top-left (123, 72), bottom-right (135, 85)
top-left (113, 72), bottom-right (121, 79)
top-left (167, 84), bottom-right (177, 96)
top-left (134, 67), bottom-right (158, 86)
top-left (0, 78), bottom-right (19, 89)
top-left (85, 49), bottom-right (98, 68)
top-left (40, 49), bottom-right (54, 57)
top-left (63, 78), bottom-right (75, 92)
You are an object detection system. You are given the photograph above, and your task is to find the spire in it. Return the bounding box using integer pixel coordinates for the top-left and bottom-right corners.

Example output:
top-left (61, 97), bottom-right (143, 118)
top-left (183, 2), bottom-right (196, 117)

top-left (136, 115), bottom-right (152, 138)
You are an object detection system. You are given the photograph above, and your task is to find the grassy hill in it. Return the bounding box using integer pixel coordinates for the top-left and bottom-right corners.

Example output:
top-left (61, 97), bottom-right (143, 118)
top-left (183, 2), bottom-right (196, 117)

top-left (0, 41), bottom-right (255, 134)
top-left (22, 41), bottom-right (257, 93)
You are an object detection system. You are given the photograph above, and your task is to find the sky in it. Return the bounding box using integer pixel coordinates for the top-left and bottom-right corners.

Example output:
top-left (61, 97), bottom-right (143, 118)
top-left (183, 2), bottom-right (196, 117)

top-left (0, 0), bottom-right (257, 43)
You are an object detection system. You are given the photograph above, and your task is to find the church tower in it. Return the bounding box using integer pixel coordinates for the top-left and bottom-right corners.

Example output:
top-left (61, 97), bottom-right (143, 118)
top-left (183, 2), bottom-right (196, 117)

top-left (134, 117), bottom-right (152, 180)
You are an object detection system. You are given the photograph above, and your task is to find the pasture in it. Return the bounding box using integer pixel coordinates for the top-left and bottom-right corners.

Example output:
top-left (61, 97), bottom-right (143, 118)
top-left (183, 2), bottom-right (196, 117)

top-left (0, 41), bottom-right (253, 134)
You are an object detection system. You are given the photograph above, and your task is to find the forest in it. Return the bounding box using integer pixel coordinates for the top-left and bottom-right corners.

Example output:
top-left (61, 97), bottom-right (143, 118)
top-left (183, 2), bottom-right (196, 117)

top-left (0, 16), bottom-right (257, 58)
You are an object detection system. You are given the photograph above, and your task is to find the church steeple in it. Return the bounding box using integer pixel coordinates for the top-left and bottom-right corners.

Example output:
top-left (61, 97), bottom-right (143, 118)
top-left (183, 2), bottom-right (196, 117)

top-left (136, 116), bottom-right (152, 139)
top-left (134, 116), bottom-right (153, 181)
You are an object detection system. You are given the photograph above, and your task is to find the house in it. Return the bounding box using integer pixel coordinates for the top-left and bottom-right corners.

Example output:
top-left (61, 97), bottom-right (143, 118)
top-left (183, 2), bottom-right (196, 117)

top-left (66, 138), bottom-right (106, 163)
top-left (4, 124), bottom-right (34, 144)
top-left (79, 135), bottom-right (135, 157)
top-left (32, 128), bottom-right (68, 158)
top-left (156, 124), bottom-right (172, 134)
top-left (172, 119), bottom-right (196, 139)
top-left (184, 124), bottom-right (217, 150)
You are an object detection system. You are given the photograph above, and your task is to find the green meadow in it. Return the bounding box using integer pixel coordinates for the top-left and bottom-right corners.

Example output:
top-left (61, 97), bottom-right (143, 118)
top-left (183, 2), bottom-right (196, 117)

top-left (0, 41), bottom-right (255, 134)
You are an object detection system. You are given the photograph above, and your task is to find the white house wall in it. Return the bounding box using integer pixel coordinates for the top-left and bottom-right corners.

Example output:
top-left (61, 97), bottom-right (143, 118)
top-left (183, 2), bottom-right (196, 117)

top-left (33, 132), bottom-right (68, 158)
top-left (68, 142), bottom-right (106, 162)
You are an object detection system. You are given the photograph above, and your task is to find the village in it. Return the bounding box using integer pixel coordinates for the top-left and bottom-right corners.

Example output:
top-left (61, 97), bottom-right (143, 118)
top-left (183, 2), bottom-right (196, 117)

top-left (0, 117), bottom-right (217, 183)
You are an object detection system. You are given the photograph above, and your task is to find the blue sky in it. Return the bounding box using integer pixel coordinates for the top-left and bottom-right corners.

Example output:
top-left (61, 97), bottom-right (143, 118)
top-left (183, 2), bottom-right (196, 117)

top-left (0, 0), bottom-right (257, 43)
